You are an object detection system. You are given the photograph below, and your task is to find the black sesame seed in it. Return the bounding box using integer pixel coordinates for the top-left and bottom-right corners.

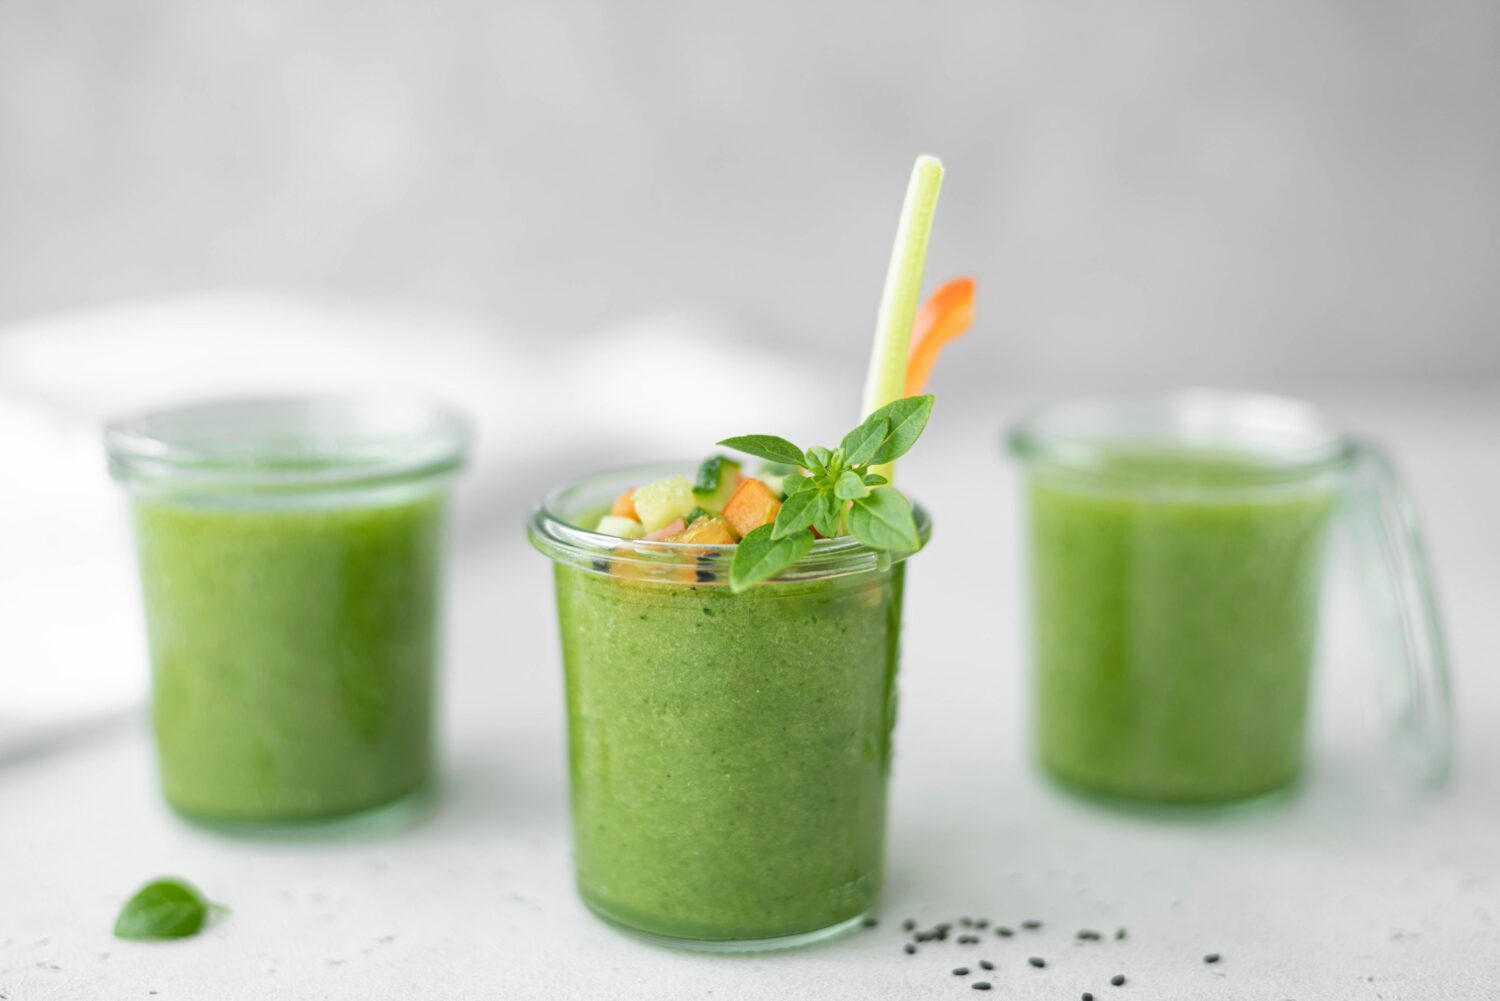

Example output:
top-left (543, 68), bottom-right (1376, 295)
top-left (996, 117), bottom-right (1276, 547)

top-left (971, 984), bottom-right (992, 992)
top-left (995, 926), bottom-right (1014, 937)
top-left (937, 923), bottom-right (953, 933)
top-left (958, 935), bottom-right (979, 945)
top-left (952, 968), bottom-right (970, 976)
top-left (1028, 957), bottom-right (1046, 968)
top-left (1204, 953), bottom-right (1221, 964)
top-left (1077, 929), bottom-right (1102, 941)
top-left (862, 917), bottom-right (878, 928)
top-left (960, 917), bottom-right (974, 928)
top-left (902, 919), bottom-right (916, 932)
top-left (1083, 994), bottom-right (1095, 1001)
top-left (1111, 974), bottom-right (1127, 986)
top-left (904, 944), bottom-right (917, 955)
top-left (1115, 927), bottom-right (1127, 940)
top-left (974, 918), bottom-right (990, 929)
top-left (979, 960), bottom-right (994, 971)
top-left (1022, 920), bottom-right (1043, 930)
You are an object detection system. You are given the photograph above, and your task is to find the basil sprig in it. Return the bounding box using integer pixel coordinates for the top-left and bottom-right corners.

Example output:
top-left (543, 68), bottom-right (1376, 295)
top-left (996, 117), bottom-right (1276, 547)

top-left (718, 394), bottom-right (933, 591)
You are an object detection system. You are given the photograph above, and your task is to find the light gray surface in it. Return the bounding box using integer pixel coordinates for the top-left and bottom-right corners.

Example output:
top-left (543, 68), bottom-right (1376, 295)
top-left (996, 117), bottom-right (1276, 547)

top-left (3, 0), bottom-right (1499, 384)
top-left (2, 384), bottom-right (1496, 1000)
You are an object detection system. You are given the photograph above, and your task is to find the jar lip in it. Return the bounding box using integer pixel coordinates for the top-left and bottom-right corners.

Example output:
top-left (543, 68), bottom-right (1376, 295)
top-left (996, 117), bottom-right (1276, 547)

top-left (105, 394), bottom-right (471, 491)
top-left (1007, 388), bottom-right (1357, 485)
top-left (527, 462), bottom-right (931, 584)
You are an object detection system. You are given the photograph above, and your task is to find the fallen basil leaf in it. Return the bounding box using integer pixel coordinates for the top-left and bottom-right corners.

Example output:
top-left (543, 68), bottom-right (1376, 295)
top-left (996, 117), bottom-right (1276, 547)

top-left (114, 878), bottom-right (218, 941)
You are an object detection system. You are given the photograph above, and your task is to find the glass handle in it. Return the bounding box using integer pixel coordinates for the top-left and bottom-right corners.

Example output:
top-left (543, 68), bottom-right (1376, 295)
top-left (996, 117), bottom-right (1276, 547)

top-left (1342, 441), bottom-right (1453, 791)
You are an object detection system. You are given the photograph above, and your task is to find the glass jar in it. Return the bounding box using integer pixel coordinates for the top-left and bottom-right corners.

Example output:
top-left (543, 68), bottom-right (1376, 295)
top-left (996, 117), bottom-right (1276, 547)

top-left (1008, 390), bottom-right (1450, 808)
top-left (529, 464), bottom-right (930, 950)
top-left (106, 396), bottom-right (470, 828)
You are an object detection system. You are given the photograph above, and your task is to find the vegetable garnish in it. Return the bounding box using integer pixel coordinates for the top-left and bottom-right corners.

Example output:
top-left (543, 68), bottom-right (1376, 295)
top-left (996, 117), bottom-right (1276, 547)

top-left (861, 154), bottom-right (945, 482)
top-left (904, 277), bottom-right (976, 396)
top-left (717, 394), bottom-right (934, 591)
top-left (113, 877), bottom-right (224, 941)
top-left (587, 156), bottom-right (952, 591)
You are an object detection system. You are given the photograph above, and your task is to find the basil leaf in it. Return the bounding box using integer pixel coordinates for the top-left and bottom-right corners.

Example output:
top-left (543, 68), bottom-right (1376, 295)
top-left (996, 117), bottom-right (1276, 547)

top-left (840, 415), bottom-right (889, 467)
top-left (834, 469), bottom-right (870, 501)
top-left (730, 524), bottom-right (814, 592)
top-left (848, 487), bottom-right (921, 551)
top-left (862, 395), bottom-right (935, 465)
top-left (772, 483), bottom-right (825, 539)
top-left (716, 435), bottom-right (808, 468)
top-left (114, 878), bottom-right (215, 941)
top-left (804, 445), bottom-right (833, 472)
top-left (862, 473), bottom-right (888, 486)
top-left (782, 471), bottom-right (815, 496)
top-left (814, 491), bottom-right (845, 539)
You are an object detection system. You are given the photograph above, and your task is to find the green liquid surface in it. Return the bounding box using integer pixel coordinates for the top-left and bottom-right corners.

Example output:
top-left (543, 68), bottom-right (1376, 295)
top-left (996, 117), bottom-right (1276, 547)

top-left (1027, 450), bottom-right (1336, 806)
top-left (554, 564), bottom-right (905, 943)
top-left (134, 491), bottom-right (446, 824)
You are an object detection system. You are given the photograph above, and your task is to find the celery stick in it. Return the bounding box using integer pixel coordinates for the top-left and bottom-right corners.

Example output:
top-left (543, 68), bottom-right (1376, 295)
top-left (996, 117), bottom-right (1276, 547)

top-left (861, 155), bottom-right (944, 480)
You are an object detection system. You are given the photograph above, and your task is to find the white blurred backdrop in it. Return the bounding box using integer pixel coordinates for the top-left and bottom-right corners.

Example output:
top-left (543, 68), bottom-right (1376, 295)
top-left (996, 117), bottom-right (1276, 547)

top-left (2, 0), bottom-right (1498, 385)
top-left (2, 1), bottom-right (1497, 748)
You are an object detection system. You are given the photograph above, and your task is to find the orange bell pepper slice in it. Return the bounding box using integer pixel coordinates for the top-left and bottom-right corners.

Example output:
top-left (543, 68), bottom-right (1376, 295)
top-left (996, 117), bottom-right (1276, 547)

top-left (904, 277), bottom-right (975, 396)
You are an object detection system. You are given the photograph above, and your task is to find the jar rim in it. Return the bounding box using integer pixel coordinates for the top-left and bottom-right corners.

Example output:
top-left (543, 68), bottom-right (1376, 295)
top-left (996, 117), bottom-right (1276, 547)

top-left (527, 462), bottom-right (931, 585)
top-left (1007, 388), bottom-right (1357, 487)
top-left (105, 394), bottom-right (471, 492)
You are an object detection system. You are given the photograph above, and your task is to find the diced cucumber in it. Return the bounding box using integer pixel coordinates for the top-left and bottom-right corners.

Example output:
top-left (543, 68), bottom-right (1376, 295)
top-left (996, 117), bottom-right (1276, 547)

top-left (691, 456), bottom-right (743, 513)
top-left (594, 515), bottom-right (646, 539)
top-left (633, 475), bottom-right (696, 532)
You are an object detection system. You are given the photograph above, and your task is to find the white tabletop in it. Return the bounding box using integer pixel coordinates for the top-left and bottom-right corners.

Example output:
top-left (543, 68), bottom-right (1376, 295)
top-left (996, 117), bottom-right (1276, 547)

top-left (3, 383), bottom-right (1497, 1001)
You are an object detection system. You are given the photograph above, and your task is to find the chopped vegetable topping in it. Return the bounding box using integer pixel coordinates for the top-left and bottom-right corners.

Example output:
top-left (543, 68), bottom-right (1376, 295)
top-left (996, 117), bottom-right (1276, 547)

top-left (691, 456), bottom-right (743, 513)
top-left (595, 515), bottom-right (646, 539)
top-left (610, 489), bottom-right (640, 521)
top-left (644, 517), bottom-right (686, 541)
top-left (721, 478), bottom-right (783, 539)
top-left (673, 516), bottom-right (737, 545)
top-left (633, 475), bottom-right (696, 532)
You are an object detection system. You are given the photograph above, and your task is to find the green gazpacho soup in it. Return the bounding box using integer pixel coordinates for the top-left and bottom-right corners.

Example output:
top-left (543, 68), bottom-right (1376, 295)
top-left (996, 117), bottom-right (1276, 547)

top-left (1025, 451), bottom-right (1337, 805)
top-left (552, 564), bottom-right (905, 942)
top-left (107, 396), bottom-right (468, 827)
top-left (134, 491), bottom-right (449, 823)
top-left (531, 450), bottom-right (931, 948)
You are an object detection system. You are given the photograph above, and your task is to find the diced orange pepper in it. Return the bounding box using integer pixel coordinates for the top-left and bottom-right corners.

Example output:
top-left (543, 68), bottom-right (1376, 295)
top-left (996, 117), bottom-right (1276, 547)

top-left (904, 277), bottom-right (975, 396)
top-left (610, 489), bottom-right (639, 521)
top-left (673, 517), bottom-right (737, 545)
top-left (721, 478), bottom-right (782, 538)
